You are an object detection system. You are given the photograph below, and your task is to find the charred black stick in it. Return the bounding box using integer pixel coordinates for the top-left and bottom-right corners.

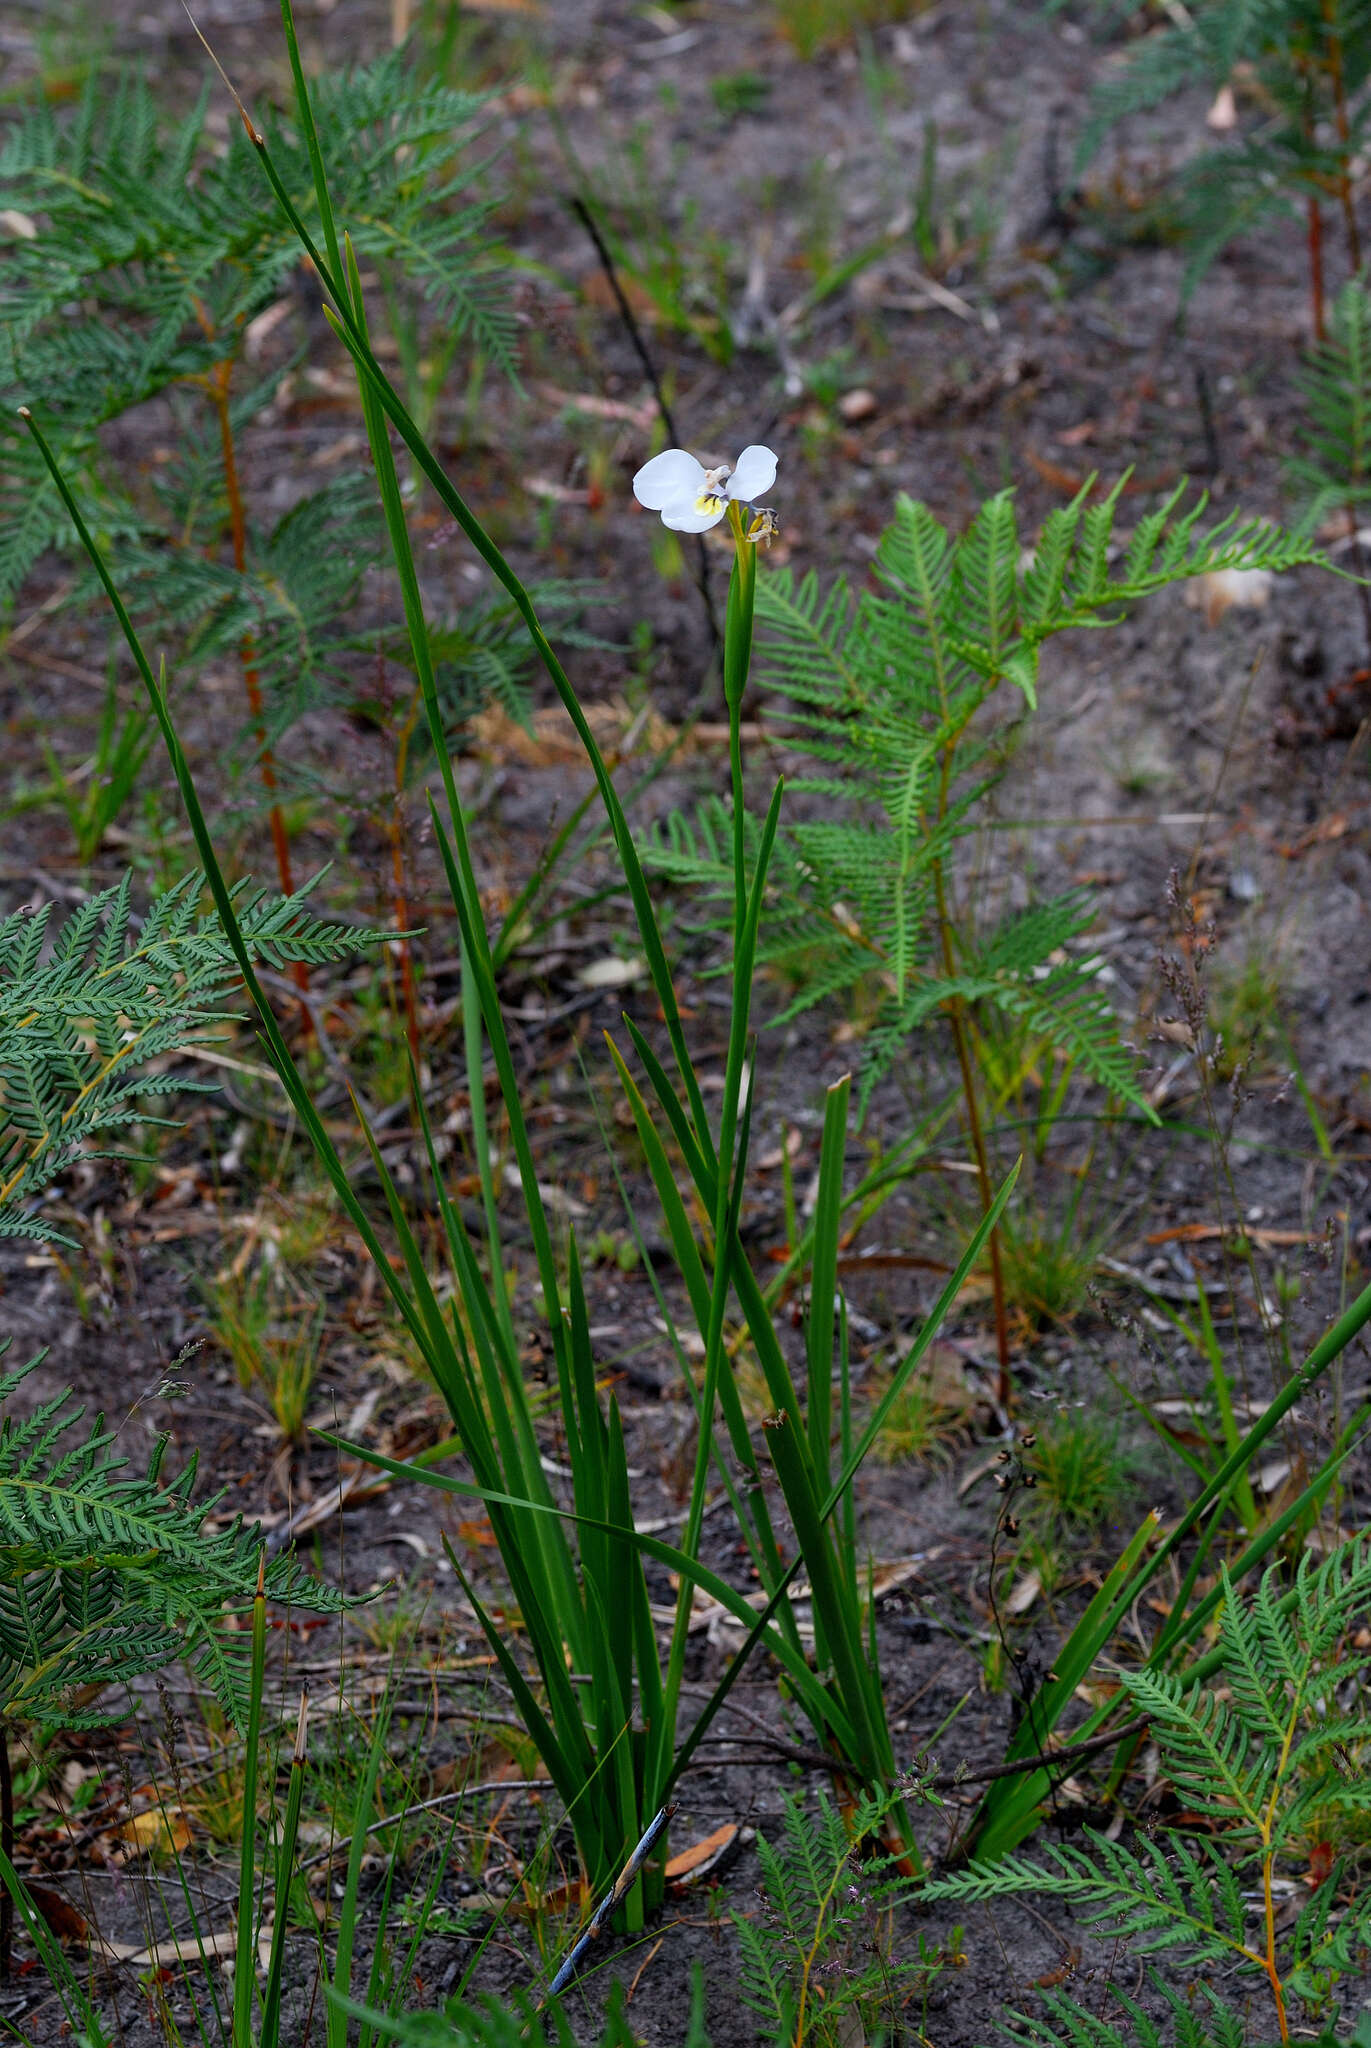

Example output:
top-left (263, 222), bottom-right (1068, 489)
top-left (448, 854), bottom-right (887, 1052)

top-left (566, 195), bottom-right (720, 653)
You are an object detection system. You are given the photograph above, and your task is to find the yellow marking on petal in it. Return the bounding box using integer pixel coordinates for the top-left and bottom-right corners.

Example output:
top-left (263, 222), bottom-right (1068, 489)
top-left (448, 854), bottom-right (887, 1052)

top-left (694, 494), bottom-right (725, 516)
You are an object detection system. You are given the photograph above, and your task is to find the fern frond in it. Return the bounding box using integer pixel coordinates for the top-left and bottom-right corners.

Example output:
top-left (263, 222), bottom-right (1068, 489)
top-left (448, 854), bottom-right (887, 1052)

top-left (967, 902), bottom-right (1150, 1108)
top-left (734, 1790), bottom-right (935, 2048)
top-left (733, 1902), bottom-right (796, 2043)
top-left (0, 45), bottom-right (517, 784)
top-left (1004, 1972), bottom-right (1247, 2048)
top-left (1282, 1853), bottom-right (1371, 2005)
top-left (428, 580), bottom-right (611, 735)
top-left (1126, 1668), bottom-right (1275, 1832)
top-left (658, 482), bottom-right (1317, 1122)
top-left (752, 567), bottom-right (863, 711)
top-left (1114, 1540), bottom-right (1371, 1858)
top-left (922, 1829), bottom-right (1252, 1968)
top-left (1289, 275), bottom-right (1371, 525)
top-left (1071, 0), bottom-right (1371, 295)
top-left (0, 1347), bottom-right (343, 1728)
top-left (0, 868), bottom-right (388, 1242)
top-left (1299, 1525), bottom-right (1371, 1651)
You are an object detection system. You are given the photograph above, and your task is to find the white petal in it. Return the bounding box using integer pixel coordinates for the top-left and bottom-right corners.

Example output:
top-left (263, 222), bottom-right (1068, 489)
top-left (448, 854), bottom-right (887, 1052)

top-left (726, 444), bottom-right (778, 503)
top-left (633, 448), bottom-right (706, 511)
top-left (661, 497), bottom-right (727, 533)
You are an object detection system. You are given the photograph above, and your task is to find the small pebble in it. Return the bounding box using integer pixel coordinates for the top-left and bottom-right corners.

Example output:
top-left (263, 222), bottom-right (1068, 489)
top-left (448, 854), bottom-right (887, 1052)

top-left (838, 388), bottom-right (878, 423)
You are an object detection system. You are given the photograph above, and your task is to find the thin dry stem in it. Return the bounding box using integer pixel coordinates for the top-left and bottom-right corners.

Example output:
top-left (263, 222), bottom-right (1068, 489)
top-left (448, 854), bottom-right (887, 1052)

top-left (1323, 3), bottom-right (1361, 275)
top-left (388, 682), bottom-right (423, 1067)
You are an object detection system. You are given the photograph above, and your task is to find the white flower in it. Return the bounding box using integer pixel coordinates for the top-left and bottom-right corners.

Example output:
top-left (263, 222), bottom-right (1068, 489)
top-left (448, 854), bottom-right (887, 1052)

top-left (632, 443), bottom-right (778, 533)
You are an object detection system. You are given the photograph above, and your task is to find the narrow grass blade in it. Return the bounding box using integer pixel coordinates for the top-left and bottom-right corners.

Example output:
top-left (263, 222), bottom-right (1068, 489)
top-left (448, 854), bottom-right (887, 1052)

top-left (1196, 1283), bottom-right (1258, 1534)
top-left (327, 1691), bottom-right (394, 2048)
top-left (339, 243), bottom-right (516, 1358)
top-left (820, 1160), bottom-right (1021, 1505)
top-left (0, 1845), bottom-right (111, 2046)
top-left (761, 1095), bottom-right (959, 1311)
top-left (807, 1075), bottom-right (851, 1499)
top-left (442, 1537), bottom-right (599, 1837)
top-left (425, 800), bottom-right (568, 1351)
top-left (970, 1507), bottom-right (1162, 1860)
top-left (233, 1556), bottom-right (268, 2048)
top-left (602, 1033), bottom-right (782, 1563)
top-left (1158, 1411), bottom-right (1369, 1669)
top-left (838, 1297), bottom-right (856, 1584)
top-left (277, 0), bottom-right (344, 281)
top-left (763, 1408), bottom-right (895, 1787)
top-left (971, 1425), bottom-right (1367, 1860)
top-left (260, 1690), bottom-right (309, 2048)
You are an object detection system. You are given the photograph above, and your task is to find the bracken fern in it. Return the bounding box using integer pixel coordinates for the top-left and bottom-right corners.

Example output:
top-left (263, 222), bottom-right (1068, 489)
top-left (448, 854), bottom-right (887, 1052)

top-left (0, 1347), bottom-right (340, 1730)
top-left (649, 480), bottom-right (1321, 1116)
top-left (0, 868), bottom-right (385, 1242)
top-left (735, 1786), bottom-right (951, 2048)
top-left (0, 52), bottom-right (553, 780)
top-left (1289, 273), bottom-right (1371, 529)
top-left (923, 1537), bottom-right (1371, 2041)
top-left (1002, 1973), bottom-right (1250, 2048)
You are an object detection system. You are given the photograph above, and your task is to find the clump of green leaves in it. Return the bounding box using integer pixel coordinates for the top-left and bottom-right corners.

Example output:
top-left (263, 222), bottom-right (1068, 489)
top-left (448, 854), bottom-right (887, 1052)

top-left (1024, 1407), bottom-right (1133, 1533)
top-left (773, 0), bottom-right (919, 60)
top-left (38, 672), bottom-right (152, 867)
top-left (736, 1785), bottom-right (955, 2048)
top-left (206, 1264), bottom-right (324, 1447)
top-left (925, 1536), bottom-right (1371, 2042)
top-left (710, 71), bottom-right (773, 120)
top-left (867, 1351), bottom-right (977, 1466)
top-left (650, 480), bottom-right (1320, 1118)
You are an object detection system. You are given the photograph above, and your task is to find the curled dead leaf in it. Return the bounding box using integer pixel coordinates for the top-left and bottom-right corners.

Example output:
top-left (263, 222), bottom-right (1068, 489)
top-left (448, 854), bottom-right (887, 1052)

top-left (118, 1805), bottom-right (192, 1858)
top-left (665, 1821), bottom-right (743, 1889)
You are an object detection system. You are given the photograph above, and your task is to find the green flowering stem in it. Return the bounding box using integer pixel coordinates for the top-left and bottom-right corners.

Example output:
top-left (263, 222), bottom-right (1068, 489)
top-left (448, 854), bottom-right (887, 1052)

top-left (724, 500), bottom-right (758, 911)
top-left (657, 494), bottom-right (775, 1746)
top-left (723, 500), bottom-right (757, 713)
